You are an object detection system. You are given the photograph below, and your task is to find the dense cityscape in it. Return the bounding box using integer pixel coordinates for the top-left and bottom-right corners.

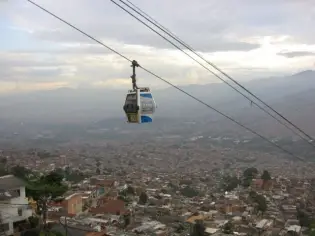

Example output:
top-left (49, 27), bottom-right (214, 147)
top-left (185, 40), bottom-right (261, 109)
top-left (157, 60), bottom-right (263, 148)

top-left (1, 133), bottom-right (315, 236)
top-left (1, 0), bottom-right (315, 235)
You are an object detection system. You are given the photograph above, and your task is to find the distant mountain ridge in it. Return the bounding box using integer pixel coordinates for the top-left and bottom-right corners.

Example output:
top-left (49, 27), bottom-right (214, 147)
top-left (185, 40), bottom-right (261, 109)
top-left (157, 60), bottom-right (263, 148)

top-left (0, 70), bottom-right (314, 136)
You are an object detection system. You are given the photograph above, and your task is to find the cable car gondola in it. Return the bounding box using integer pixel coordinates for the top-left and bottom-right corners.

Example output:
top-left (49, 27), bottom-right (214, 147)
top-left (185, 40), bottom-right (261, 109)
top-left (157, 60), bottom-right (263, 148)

top-left (123, 60), bottom-right (157, 124)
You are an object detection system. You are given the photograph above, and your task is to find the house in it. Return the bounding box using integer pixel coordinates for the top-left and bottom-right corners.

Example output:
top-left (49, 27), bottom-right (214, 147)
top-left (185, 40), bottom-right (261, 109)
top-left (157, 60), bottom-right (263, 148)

top-left (251, 179), bottom-right (273, 191)
top-left (97, 196), bottom-right (116, 206)
top-left (90, 178), bottom-right (117, 189)
top-left (89, 178), bottom-right (118, 198)
top-left (90, 199), bottom-right (125, 215)
top-left (48, 193), bottom-right (83, 218)
top-left (0, 175), bottom-right (33, 235)
top-left (62, 193), bottom-right (83, 215)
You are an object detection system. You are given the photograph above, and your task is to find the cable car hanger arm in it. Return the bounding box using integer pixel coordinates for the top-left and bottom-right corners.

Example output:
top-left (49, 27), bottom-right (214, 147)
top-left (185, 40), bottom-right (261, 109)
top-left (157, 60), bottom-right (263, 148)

top-left (131, 60), bottom-right (139, 90)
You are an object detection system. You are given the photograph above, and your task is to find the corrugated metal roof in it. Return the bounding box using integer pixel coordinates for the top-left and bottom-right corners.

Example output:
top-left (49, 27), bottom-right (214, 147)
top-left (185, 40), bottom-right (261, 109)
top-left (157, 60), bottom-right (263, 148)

top-left (0, 175), bottom-right (26, 190)
top-left (287, 225), bottom-right (301, 232)
top-left (205, 227), bottom-right (219, 234)
top-left (256, 219), bottom-right (268, 229)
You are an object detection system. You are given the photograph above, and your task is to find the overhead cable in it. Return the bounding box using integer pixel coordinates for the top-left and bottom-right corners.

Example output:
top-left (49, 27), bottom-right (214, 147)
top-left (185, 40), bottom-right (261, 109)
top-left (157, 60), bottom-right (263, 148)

top-left (26, 0), bottom-right (304, 161)
top-left (112, 0), bottom-right (315, 149)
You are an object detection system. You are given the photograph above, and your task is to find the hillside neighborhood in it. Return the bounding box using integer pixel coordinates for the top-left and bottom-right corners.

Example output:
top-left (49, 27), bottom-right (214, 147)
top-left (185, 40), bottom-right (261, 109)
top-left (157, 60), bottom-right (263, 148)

top-left (1, 153), bottom-right (315, 236)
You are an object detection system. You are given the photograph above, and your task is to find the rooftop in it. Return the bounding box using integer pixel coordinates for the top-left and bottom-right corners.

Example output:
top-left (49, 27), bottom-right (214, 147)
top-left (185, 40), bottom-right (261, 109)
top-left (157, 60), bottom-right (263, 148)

top-left (0, 175), bottom-right (26, 190)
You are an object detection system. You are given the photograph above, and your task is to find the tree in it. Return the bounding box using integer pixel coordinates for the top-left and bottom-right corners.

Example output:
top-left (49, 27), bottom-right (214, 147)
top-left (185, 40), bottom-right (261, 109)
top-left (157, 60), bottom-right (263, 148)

top-left (28, 216), bottom-right (39, 228)
top-left (200, 205), bottom-right (211, 212)
top-left (200, 177), bottom-right (210, 183)
top-left (249, 190), bottom-right (257, 198)
top-left (83, 202), bottom-right (89, 211)
top-left (123, 213), bottom-right (131, 228)
top-left (221, 175), bottom-right (240, 192)
top-left (261, 170), bottom-right (271, 182)
top-left (65, 166), bottom-right (70, 175)
top-left (180, 179), bottom-right (193, 185)
top-left (309, 220), bottom-right (315, 230)
top-left (180, 186), bottom-right (199, 198)
top-left (242, 178), bottom-right (252, 188)
top-left (126, 186), bottom-right (135, 195)
top-left (297, 209), bottom-right (311, 227)
top-left (261, 170), bottom-right (271, 180)
top-left (54, 167), bottom-right (86, 184)
top-left (10, 165), bottom-right (32, 180)
top-left (242, 167), bottom-right (258, 188)
top-left (37, 151), bottom-right (51, 159)
top-left (119, 189), bottom-right (127, 197)
top-left (66, 170), bottom-right (87, 183)
top-left (175, 223), bottom-right (185, 233)
top-left (26, 171), bottom-right (68, 214)
top-left (139, 192), bottom-right (148, 205)
top-left (0, 157), bottom-right (7, 165)
top-left (96, 168), bottom-right (100, 175)
top-left (0, 167), bottom-right (8, 177)
top-left (255, 194), bottom-right (267, 212)
top-left (243, 167), bottom-right (258, 179)
top-left (118, 192), bottom-right (131, 203)
top-left (44, 172), bottom-right (63, 184)
top-left (53, 168), bottom-right (65, 176)
top-left (222, 221), bottom-right (233, 234)
top-left (161, 189), bottom-right (168, 194)
top-left (21, 229), bottom-right (40, 236)
top-left (309, 221), bottom-right (315, 236)
top-left (49, 230), bottom-right (64, 236)
top-left (192, 220), bottom-right (205, 236)
top-left (249, 191), bottom-right (267, 213)
top-left (117, 195), bottom-right (126, 202)
top-left (54, 232), bottom-right (64, 236)
top-left (168, 182), bottom-right (179, 191)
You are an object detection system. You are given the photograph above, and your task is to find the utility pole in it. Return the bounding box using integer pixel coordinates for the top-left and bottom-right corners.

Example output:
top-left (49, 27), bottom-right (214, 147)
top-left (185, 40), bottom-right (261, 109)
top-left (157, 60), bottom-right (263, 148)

top-left (38, 186), bottom-right (49, 236)
top-left (0, 211), bottom-right (7, 236)
top-left (65, 217), bottom-right (68, 236)
top-left (40, 196), bottom-right (48, 236)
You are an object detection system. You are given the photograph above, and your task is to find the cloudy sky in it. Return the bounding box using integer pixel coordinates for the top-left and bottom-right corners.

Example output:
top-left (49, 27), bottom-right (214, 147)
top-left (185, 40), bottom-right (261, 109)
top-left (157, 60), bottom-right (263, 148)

top-left (0, 0), bottom-right (314, 93)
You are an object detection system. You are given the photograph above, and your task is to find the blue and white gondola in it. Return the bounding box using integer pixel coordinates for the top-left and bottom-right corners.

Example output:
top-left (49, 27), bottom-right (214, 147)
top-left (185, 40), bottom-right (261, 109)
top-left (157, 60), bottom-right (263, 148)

top-left (123, 87), bottom-right (157, 124)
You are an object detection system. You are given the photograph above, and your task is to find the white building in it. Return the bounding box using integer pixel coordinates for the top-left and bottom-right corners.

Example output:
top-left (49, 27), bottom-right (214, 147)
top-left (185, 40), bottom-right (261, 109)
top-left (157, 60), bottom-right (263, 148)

top-left (0, 175), bottom-right (33, 235)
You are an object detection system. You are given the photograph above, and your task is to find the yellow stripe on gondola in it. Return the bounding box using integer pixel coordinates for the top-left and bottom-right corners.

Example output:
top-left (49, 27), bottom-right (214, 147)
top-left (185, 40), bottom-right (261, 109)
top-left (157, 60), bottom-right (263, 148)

top-left (126, 113), bottom-right (139, 123)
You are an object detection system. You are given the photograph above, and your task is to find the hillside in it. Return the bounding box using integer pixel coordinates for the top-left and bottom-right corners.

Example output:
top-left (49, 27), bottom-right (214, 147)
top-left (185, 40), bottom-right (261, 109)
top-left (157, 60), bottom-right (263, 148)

top-left (0, 70), bottom-right (314, 137)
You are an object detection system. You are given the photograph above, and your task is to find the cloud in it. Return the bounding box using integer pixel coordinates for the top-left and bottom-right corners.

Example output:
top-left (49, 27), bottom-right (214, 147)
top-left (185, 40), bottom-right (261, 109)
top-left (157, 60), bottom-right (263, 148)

top-left (278, 51), bottom-right (315, 58)
top-left (4, 0), bottom-right (315, 49)
top-left (2, 0), bottom-right (262, 52)
top-left (29, 22), bottom-right (259, 53)
top-left (0, 0), bottom-right (314, 92)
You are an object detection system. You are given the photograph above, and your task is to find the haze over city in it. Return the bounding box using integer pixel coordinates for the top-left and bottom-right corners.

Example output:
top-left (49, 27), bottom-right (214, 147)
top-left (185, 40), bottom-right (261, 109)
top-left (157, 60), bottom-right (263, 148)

top-left (1, 1), bottom-right (315, 236)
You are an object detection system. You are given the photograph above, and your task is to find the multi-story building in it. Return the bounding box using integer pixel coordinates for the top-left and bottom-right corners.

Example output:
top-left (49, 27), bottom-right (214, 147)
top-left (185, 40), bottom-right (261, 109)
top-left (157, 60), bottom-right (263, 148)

top-left (0, 175), bottom-right (33, 236)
